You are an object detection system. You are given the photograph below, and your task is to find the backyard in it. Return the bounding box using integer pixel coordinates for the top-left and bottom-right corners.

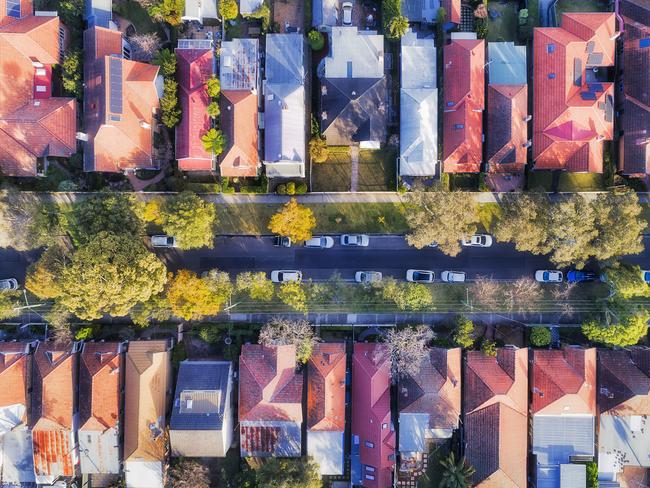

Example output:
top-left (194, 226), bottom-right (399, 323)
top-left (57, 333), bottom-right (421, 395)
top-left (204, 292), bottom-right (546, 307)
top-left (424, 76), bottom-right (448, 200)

top-left (487, 1), bottom-right (519, 42)
top-left (527, 171), bottom-right (605, 191)
top-left (555, 0), bottom-right (610, 16)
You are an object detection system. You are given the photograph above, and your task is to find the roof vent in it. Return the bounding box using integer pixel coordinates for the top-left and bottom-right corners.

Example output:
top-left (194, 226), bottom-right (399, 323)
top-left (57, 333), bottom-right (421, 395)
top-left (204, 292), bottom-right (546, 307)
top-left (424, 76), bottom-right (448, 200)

top-left (140, 121), bottom-right (151, 129)
top-left (321, 85), bottom-right (328, 95)
top-left (533, 387), bottom-right (544, 397)
top-left (34, 101), bottom-right (41, 107)
top-left (149, 422), bottom-right (163, 440)
top-left (321, 111), bottom-right (328, 120)
top-left (523, 140), bottom-right (532, 148)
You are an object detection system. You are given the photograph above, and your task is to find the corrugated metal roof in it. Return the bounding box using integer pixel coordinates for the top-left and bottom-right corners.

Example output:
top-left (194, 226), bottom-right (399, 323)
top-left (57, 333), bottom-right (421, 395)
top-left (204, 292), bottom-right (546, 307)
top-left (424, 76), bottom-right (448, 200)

top-left (220, 38), bottom-right (259, 91)
top-left (488, 42), bottom-right (527, 85)
top-left (265, 34), bottom-right (304, 86)
top-left (0, 427), bottom-right (35, 486)
top-left (398, 413), bottom-right (428, 452)
top-left (325, 27), bottom-right (384, 79)
top-left (32, 429), bottom-right (75, 483)
top-left (240, 422), bottom-right (302, 457)
top-left (560, 464), bottom-right (586, 488)
top-left (307, 431), bottom-right (344, 475)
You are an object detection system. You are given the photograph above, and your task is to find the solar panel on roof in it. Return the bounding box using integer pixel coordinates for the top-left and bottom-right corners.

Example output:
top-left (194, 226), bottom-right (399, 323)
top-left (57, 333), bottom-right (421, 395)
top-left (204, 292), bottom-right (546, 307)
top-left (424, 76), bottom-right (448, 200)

top-left (580, 91), bottom-right (597, 100)
top-left (109, 56), bottom-right (123, 115)
top-left (640, 38), bottom-right (650, 48)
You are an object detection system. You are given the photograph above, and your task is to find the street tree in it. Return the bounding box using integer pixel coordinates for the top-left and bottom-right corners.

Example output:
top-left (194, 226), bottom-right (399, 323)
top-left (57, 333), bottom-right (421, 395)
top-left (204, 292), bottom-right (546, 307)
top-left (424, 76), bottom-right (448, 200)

top-left (469, 277), bottom-right (502, 310)
top-left (166, 459), bottom-right (210, 488)
top-left (0, 191), bottom-right (64, 250)
top-left (57, 232), bottom-right (167, 320)
top-left (0, 291), bottom-right (20, 320)
top-left (582, 310), bottom-right (649, 347)
top-left (268, 198), bottom-right (316, 242)
top-left (492, 193), bottom-right (552, 255)
top-left (203, 269), bottom-right (233, 305)
top-left (130, 293), bottom-right (172, 328)
top-left (504, 277), bottom-right (542, 313)
top-left (25, 245), bottom-right (69, 299)
top-left (219, 0), bottom-right (238, 20)
top-left (439, 453), bottom-right (475, 488)
top-left (236, 271), bottom-right (275, 301)
top-left (161, 191), bottom-right (217, 249)
top-left (453, 316), bottom-right (475, 348)
top-left (258, 318), bottom-right (317, 364)
top-left (253, 457), bottom-right (322, 488)
top-left (141, 197), bottom-right (164, 225)
top-left (405, 190), bottom-right (480, 256)
top-left (277, 281), bottom-right (308, 312)
top-left (166, 270), bottom-right (223, 320)
top-left (380, 278), bottom-right (433, 311)
top-left (381, 325), bottom-right (435, 379)
top-left (604, 263), bottom-right (650, 299)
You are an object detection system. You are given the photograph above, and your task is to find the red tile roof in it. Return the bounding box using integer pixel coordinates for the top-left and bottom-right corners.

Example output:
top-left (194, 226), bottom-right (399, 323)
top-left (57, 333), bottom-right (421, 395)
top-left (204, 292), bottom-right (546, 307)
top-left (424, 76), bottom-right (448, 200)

top-left (83, 27), bottom-right (160, 173)
top-left (487, 84), bottom-right (528, 173)
top-left (443, 39), bottom-right (485, 173)
top-left (175, 47), bottom-right (214, 171)
top-left (307, 342), bottom-right (346, 432)
top-left (0, 0), bottom-right (32, 27)
top-left (531, 347), bottom-right (596, 415)
top-left (31, 342), bottom-right (76, 480)
top-left (442, 0), bottom-right (461, 24)
top-left (239, 344), bottom-right (303, 423)
top-left (352, 343), bottom-right (395, 488)
top-left (219, 90), bottom-right (259, 177)
top-left (533, 13), bottom-right (616, 172)
top-left (0, 15), bottom-right (77, 176)
top-left (598, 348), bottom-right (650, 415)
top-left (0, 342), bottom-right (30, 410)
top-left (464, 348), bottom-right (528, 488)
top-left (78, 342), bottom-right (121, 432)
top-left (398, 347), bottom-right (461, 433)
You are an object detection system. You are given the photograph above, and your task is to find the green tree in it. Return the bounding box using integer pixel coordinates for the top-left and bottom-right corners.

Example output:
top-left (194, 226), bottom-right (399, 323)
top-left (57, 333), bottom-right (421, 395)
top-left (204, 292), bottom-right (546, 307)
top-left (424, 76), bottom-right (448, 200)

top-left (160, 78), bottom-right (181, 128)
top-left (388, 15), bottom-right (409, 39)
top-left (278, 281), bottom-right (308, 312)
top-left (166, 270), bottom-right (224, 320)
top-left (205, 76), bottom-right (221, 98)
top-left (25, 245), bottom-right (69, 299)
top-left (243, 1), bottom-right (270, 30)
top-left (383, 325), bottom-right (435, 379)
top-left (57, 232), bottom-right (167, 320)
top-left (586, 462), bottom-right (598, 488)
top-left (28, 202), bottom-right (68, 248)
top-left (405, 190), bottom-right (480, 256)
top-left (380, 278), bottom-right (433, 311)
top-left (259, 318), bottom-right (316, 364)
top-left (61, 49), bottom-right (83, 99)
top-left (307, 30), bottom-right (324, 50)
top-left (268, 198), bottom-right (316, 242)
top-left (68, 193), bottom-right (143, 245)
top-left (219, 0), bottom-right (238, 20)
top-left (582, 310), bottom-right (649, 347)
top-left (203, 269), bottom-right (233, 305)
top-left (206, 101), bottom-right (220, 118)
top-left (148, 0), bottom-right (184, 25)
top-left (492, 193), bottom-right (552, 255)
top-left (253, 457), bottom-right (322, 488)
top-left (75, 325), bottom-right (99, 341)
top-left (166, 459), bottom-right (210, 488)
top-left (201, 128), bottom-right (227, 155)
top-left (160, 191), bottom-right (217, 249)
top-left (439, 453), bottom-right (476, 488)
top-left (141, 197), bottom-right (164, 225)
top-left (130, 293), bottom-right (172, 328)
top-left (453, 316), bottom-right (475, 348)
top-left (0, 292), bottom-right (20, 320)
top-left (547, 194), bottom-right (598, 269)
top-left (308, 137), bottom-right (328, 163)
top-left (153, 48), bottom-right (177, 76)
top-left (530, 327), bottom-right (552, 347)
top-left (604, 264), bottom-right (650, 299)
top-left (481, 339), bottom-right (497, 357)
top-left (236, 271), bottom-right (275, 301)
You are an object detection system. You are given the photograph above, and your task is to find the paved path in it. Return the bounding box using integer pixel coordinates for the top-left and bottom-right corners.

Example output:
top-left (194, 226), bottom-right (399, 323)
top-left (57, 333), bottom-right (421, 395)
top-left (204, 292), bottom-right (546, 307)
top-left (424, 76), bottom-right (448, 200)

top-left (350, 146), bottom-right (360, 192)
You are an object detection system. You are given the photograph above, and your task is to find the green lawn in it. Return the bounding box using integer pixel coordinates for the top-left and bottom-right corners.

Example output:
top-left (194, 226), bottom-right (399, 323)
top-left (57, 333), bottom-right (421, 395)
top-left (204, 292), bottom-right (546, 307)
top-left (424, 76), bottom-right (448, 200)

top-left (358, 148), bottom-right (398, 191)
top-left (527, 171), bottom-right (554, 191)
top-left (487, 1), bottom-right (519, 42)
top-left (311, 147), bottom-right (396, 192)
top-left (113, 0), bottom-right (163, 36)
top-left (557, 173), bottom-right (605, 192)
top-left (311, 162), bottom-right (352, 192)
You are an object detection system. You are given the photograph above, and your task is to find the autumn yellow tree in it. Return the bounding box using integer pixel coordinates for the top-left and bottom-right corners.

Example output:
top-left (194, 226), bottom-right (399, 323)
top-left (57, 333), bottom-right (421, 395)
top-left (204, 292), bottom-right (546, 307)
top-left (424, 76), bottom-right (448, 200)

top-left (166, 270), bottom-right (226, 320)
top-left (268, 198), bottom-right (316, 242)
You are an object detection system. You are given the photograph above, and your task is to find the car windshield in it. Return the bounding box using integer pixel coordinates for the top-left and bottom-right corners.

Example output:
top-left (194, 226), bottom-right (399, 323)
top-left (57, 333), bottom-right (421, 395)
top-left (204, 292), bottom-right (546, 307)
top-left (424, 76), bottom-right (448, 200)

top-left (476, 236), bottom-right (484, 244)
top-left (414, 272), bottom-right (427, 280)
top-left (543, 272), bottom-right (550, 281)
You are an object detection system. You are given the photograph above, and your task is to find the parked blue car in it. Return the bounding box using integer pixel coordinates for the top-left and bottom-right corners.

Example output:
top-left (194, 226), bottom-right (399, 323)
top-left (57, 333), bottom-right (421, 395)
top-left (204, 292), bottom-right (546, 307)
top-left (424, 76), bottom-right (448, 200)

top-left (566, 270), bottom-right (598, 283)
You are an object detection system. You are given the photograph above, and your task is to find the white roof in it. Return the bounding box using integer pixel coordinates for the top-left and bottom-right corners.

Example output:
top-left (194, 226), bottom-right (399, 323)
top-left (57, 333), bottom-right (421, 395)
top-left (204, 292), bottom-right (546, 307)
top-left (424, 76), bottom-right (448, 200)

top-left (220, 38), bottom-right (259, 91)
top-left (125, 460), bottom-right (164, 488)
top-left (401, 30), bottom-right (436, 90)
top-left (398, 412), bottom-right (429, 453)
top-left (239, 0), bottom-right (263, 14)
top-left (79, 427), bottom-right (120, 475)
top-left (325, 27), bottom-right (384, 79)
top-left (182, 0), bottom-right (217, 22)
top-left (0, 425), bottom-right (35, 486)
top-left (307, 431), bottom-right (344, 475)
top-left (598, 415), bottom-right (650, 481)
top-left (560, 464), bottom-right (586, 488)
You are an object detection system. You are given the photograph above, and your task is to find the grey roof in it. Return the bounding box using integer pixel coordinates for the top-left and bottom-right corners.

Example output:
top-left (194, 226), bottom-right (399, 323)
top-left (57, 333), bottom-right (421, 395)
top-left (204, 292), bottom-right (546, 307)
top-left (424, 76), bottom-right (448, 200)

top-left (401, 0), bottom-right (441, 23)
top-left (401, 30), bottom-right (437, 90)
top-left (560, 464), bottom-right (586, 488)
top-left (533, 415), bottom-right (595, 488)
top-left (398, 413), bottom-right (429, 452)
top-left (307, 431), bottom-right (345, 475)
top-left (84, 0), bottom-right (112, 27)
top-left (325, 27), bottom-right (384, 79)
top-left (265, 34), bottom-right (305, 85)
top-left (312, 0), bottom-right (339, 27)
top-left (0, 426), bottom-right (35, 486)
top-left (598, 415), bottom-right (650, 478)
top-left (170, 361), bottom-right (232, 431)
top-left (220, 38), bottom-right (259, 91)
top-left (79, 428), bottom-right (120, 475)
top-left (488, 42), bottom-right (527, 85)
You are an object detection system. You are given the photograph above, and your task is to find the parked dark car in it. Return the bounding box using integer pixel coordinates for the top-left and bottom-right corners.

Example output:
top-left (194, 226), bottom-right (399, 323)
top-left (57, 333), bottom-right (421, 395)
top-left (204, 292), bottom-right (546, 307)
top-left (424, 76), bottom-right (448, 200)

top-left (566, 270), bottom-right (598, 283)
top-left (273, 236), bottom-right (291, 247)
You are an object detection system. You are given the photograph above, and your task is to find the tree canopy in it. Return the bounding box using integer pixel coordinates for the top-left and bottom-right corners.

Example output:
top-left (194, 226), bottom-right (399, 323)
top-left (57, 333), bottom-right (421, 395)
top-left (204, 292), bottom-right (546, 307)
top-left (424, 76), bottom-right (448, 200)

top-left (258, 318), bottom-right (317, 364)
top-left (530, 327), bottom-right (552, 347)
top-left (380, 278), bottom-right (434, 311)
top-left (219, 0), bottom-right (238, 20)
top-left (253, 457), bottom-right (322, 488)
top-left (0, 291), bottom-right (20, 320)
top-left (582, 310), bottom-right (649, 347)
top-left (604, 264), bottom-right (650, 299)
top-left (453, 316), bottom-right (475, 349)
top-left (277, 281), bottom-right (308, 312)
top-left (236, 271), bottom-right (275, 301)
top-left (166, 270), bottom-right (225, 320)
top-left (268, 198), bottom-right (316, 242)
top-left (161, 192), bottom-right (217, 249)
top-left (25, 245), bottom-right (69, 299)
top-left (382, 325), bottom-right (435, 379)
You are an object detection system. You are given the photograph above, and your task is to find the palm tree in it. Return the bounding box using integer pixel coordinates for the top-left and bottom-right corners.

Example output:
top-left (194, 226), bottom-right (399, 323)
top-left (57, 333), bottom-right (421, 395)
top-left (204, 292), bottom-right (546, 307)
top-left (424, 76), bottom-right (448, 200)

top-left (439, 452), bottom-right (475, 488)
top-left (388, 15), bottom-right (409, 39)
top-left (206, 101), bottom-right (220, 118)
top-left (201, 129), bottom-right (226, 156)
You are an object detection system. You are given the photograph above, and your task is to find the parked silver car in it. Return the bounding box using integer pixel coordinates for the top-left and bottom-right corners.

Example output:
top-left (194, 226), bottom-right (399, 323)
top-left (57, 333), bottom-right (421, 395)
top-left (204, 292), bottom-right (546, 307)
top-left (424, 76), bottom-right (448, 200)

top-left (441, 271), bottom-right (466, 283)
top-left (304, 236), bottom-right (335, 248)
top-left (0, 278), bottom-right (18, 291)
top-left (341, 234), bottom-right (369, 247)
top-left (406, 270), bottom-right (435, 283)
top-left (355, 271), bottom-right (382, 284)
top-left (151, 235), bottom-right (177, 248)
top-left (270, 270), bottom-right (302, 283)
top-left (461, 234), bottom-right (493, 248)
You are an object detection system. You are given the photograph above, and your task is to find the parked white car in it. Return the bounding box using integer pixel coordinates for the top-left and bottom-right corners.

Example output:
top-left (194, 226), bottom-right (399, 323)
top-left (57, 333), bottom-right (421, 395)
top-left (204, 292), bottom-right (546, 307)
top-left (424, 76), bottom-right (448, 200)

top-left (342, 1), bottom-right (353, 25)
top-left (341, 234), bottom-right (369, 247)
top-left (642, 270), bottom-right (650, 283)
top-left (406, 270), bottom-right (435, 283)
top-left (355, 271), bottom-right (382, 284)
top-left (0, 278), bottom-right (18, 291)
top-left (441, 271), bottom-right (466, 283)
top-left (535, 270), bottom-right (563, 283)
top-left (151, 235), bottom-right (177, 248)
top-left (270, 270), bottom-right (302, 283)
top-left (461, 234), bottom-right (493, 248)
top-left (304, 236), bottom-right (335, 248)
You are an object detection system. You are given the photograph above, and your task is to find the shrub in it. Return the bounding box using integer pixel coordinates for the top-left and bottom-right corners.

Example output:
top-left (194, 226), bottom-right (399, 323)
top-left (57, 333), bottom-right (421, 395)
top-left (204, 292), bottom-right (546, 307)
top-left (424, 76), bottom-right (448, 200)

top-left (453, 316), bottom-right (475, 348)
top-left (286, 182), bottom-right (296, 195)
top-left (530, 327), bottom-right (552, 347)
top-left (219, 0), bottom-right (238, 19)
top-left (307, 30), bottom-right (324, 50)
top-left (295, 182), bottom-right (308, 194)
top-left (153, 48), bottom-right (177, 76)
top-left (160, 78), bottom-right (181, 128)
top-left (61, 49), bottom-right (83, 99)
top-left (309, 137), bottom-right (328, 163)
top-left (481, 339), bottom-right (497, 357)
top-left (243, 1), bottom-right (270, 31)
top-left (276, 184), bottom-right (287, 195)
top-left (205, 76), bottom-right (221, 99)
top-left (198, 326), bottom-right (221, 344)
top-left (74, 325), bottom-right (98, 341)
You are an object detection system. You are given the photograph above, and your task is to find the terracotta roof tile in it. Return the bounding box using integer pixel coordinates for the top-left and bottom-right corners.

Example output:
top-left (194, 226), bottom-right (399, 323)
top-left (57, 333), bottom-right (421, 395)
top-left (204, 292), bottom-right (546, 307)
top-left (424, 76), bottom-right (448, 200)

top-left (0, 342), bottom-right (30, 410)
top-left (487, 85), bottom-right (528, 172)
top-left (598, 348), bottom-right (650, 415)
top-left (442, 0), bottom-right (461, 24)
top-left (78, 342), bottom-right (121, 432)
top-left (307, 342), bottom-right (346, 431)
top-left (219, 90), bottom-right (259, 177)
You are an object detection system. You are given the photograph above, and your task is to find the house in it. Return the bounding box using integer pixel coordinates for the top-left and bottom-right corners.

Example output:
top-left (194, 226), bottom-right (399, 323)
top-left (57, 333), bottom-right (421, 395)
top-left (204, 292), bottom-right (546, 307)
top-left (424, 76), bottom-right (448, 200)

top-left (264, 33), bottom-right (306, 178)
top-left (240, 0), bottom-right (263, 15)
top-left (464, 347), bottom-right (527, 488)
top-left (78, 341), bottom-right (122, 476)
top-left (239, 344), bottom-right (303, 457)
top-left (123, 340), bottom-right (172, 488)
top-left (31, 342), bottom-right (78, 485)
top-left (0, 342), bottom-right (35, 486)
top-left (398, 348), bottom-right (461, 471)
top-left (401, 0), bottom-right (461, 25)
top-left (181, 0), bottom-right (217, 24)
top-left (175, 39), bottom-right (215, 171)
top-left (312, 0), bottom-right (339, 29)
top-left (307, 343), bottom-right (346, 476)
top-left (170, 360), bottom-right (234, 457)
top-left (83, 26), bottom-right (162, 173)
top-left (533, 13), bottom-right (617, 172)
top-left (486, 42), bottom-right (528, 174)
top-left (443, 34), bottom-right (485, 173)
top-left (219, 38), bottom-right (260, 177)
top-left (0, 5), bottom-right (77, 177)
top-left (618, 0), bottom-right (650, 176)
top-left (531, 347), bottom-right (597, 487)
top-left (320, 27), bottom-right (388, 148)
top-left (351, 343), bottom-right (395, 488)
top-left (399, 30), bottom-right (438, 177)
top-left (597, 348), bottom-right (650, 483)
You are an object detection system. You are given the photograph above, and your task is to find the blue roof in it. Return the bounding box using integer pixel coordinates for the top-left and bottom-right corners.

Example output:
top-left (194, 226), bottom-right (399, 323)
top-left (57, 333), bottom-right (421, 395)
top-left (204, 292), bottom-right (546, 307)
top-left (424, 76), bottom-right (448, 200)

top-left (488, 42), bottom-right (527, 85)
